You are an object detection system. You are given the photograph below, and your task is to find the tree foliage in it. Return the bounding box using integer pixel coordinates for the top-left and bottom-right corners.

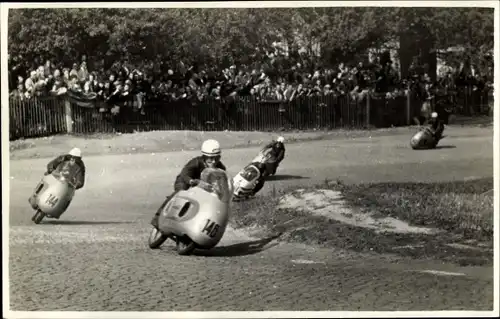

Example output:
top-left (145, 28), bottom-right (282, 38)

top-left (387, 8), bottom-right (494, 64)
top-left (8, 7), bottom-right (494, 71)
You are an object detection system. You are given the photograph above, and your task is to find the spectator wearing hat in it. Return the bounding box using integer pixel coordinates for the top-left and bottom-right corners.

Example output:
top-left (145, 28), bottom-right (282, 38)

top-left (70, 63), bottom-right (79, 78)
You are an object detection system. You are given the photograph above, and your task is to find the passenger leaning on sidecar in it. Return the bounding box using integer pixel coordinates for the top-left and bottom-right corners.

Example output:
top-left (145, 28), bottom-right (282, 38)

top-left (151, 139), bottom-right (227, 230)
top-left (260, 136), bottom-right (286, 176)
top-left (29, 148), bottom-right (86, 209)
top-left (428, 112), bottom-right (445, 139)
top-left (249, 136), bottom-right (286, 197)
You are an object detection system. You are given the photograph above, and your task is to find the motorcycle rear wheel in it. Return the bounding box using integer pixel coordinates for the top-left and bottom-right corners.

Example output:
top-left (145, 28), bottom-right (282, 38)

top-left (32, 210), bottom-right (45, 224)
top-left (148, 227), bottom-right (169, 249)
top-left (176, 236), bottom-right (196, 256)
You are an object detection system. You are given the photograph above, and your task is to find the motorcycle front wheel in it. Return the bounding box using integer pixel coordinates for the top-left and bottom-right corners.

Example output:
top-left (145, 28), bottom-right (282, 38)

top-left (148, 227), bottom-right (169, 249)
top-left (32, 210), bottom-right (45, 224)
top-left (176, 236), bottom-right (196, 256)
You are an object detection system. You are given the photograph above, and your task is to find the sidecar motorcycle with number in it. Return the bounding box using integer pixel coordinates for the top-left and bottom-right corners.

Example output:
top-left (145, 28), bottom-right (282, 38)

top-left (232, 162), bottom-right (264, 201)
top-left (410, 126), bottom-right (445, 150)
top-left (148, 168), bottom-right (233, 256)
top-left (28, 171), bottom-right (76, 224)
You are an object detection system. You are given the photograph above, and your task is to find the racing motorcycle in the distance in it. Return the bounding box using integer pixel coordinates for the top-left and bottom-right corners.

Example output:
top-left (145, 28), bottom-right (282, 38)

top-left (410, 126), bottom-right (446, 150)
top-left (148, 168), bottom-right (234, 256)
top-left (232, 162), bottom-right (265, 202)
top-left (28, 170), bottom-right (77, 224)
top-left (232, 150), bottom-right (275, 201)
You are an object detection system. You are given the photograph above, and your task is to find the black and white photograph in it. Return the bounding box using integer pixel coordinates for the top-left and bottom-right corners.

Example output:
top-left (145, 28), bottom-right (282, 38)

top-left (2, 1), bottom-right (498, 317)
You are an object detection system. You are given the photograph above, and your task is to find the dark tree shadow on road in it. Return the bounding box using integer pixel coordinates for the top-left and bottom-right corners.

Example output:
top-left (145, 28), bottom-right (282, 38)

top-left (43, 220), bottom-right (134, 225)
top-left (266, 175), bottom-right (309, 181)
top-left (192, 233), bottom-right (283, 257)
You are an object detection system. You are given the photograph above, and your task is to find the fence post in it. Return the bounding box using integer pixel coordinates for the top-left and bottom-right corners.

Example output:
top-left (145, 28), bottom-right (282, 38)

top-left (64, 99), bottom-right (73, 133)
top-left (365, 93), bottom-right (371, 128)
top-left (406, 90), bottom-right (411, 125)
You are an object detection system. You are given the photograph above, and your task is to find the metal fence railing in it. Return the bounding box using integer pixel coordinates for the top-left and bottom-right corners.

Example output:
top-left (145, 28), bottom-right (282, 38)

top-left (8, 86), bottom-right (492, 140)
top-left (9, 96), bottom-right (68, 140)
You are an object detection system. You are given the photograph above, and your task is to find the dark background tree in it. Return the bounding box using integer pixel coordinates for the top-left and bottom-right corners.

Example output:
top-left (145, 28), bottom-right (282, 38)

top-left (8, 7), bottom-right (494, 78)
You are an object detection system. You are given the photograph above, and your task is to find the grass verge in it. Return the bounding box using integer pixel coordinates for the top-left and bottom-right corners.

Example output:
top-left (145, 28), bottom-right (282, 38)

top-left (230, 177), bottom-right (494, 266)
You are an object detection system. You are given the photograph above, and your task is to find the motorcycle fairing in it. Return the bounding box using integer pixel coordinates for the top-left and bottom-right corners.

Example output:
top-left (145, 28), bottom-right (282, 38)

top-left (162, 195), bottom-right (200, 223)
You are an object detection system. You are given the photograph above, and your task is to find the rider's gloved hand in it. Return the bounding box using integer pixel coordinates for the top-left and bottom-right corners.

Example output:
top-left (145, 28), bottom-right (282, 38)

top-left (189, 179), bottom-right (200, 187)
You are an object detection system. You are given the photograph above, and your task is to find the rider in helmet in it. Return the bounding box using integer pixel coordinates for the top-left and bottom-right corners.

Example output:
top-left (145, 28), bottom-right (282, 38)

top-left (29, 148), bottom-right (86, 209)
top-left (260, 136), bottom-right (286, 176)
top-left (150, 139), bottom-right (227, 230)
top-left (248, 136), bottom-right (286, 197)
top-left (428, 112), bottom-right (445, 139)
top-left (47, 147), bottom-right (86, 188)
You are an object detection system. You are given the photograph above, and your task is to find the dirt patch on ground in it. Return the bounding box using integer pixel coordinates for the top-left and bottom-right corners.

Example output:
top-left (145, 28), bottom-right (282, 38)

top-left (277, 189), bottom-right (442, 235)
top-left (230, 178), bottom-right (493, 266)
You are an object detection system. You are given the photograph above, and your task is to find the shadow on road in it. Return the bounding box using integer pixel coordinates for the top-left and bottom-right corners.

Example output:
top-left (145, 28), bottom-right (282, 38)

top-left (193, 233), bottom-right (282, 257)
top-left (435, 145), bottom-right (457, 149)
top-left (43, 220), bottom-right (134, 225)
top-left (266, 175), bottom-right (309, 181)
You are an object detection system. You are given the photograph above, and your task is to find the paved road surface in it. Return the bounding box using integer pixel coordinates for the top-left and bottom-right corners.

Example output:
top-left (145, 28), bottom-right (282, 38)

top-left (7, 127), bottom-right (494, 311)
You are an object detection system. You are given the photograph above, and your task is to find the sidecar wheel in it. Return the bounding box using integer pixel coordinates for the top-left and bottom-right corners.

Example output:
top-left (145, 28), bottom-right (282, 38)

top-left (32, 210), bottom-right (45, 224)
top-left (176, 236), bottom-right (196, 256)
top-left (148, 227), bottom-right (169, 249)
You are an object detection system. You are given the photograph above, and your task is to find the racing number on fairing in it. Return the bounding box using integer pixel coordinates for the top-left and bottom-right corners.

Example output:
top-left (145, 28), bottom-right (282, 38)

top-left (202, 219), bottom-right (220, 238)
top-left (45, 194), bottom-right (59, 207)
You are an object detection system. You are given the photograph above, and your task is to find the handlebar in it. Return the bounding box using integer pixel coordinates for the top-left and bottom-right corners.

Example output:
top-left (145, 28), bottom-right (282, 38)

top-left (47, 171), bottom-right (77, 188)
top-left (197, 180), bottom-right (214, 192)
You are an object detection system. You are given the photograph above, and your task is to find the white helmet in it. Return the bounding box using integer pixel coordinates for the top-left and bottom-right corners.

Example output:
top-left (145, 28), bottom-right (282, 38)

top-left (69, 147), bottom-right (82, 158)
top-left (201, 139), bottom-right (221, 157)
top-left (431, 112), bottom-right (438, 119)
top-left (277, 136), bottom-right (285, 143)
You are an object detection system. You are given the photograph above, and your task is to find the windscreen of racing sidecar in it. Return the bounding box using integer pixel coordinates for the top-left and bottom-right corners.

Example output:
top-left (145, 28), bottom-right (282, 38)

top-left (241, 165), bottom-right (260, 181)
top-left (199, 168), bottom-right (233, 203)
top-left (50, 164), bottom-right (77, 188)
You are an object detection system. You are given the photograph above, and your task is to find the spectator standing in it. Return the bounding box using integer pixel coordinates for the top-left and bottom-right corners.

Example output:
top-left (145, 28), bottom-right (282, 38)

top-left (25, 71), bottom-right (38, 96)
top-left (78, 62), bottom-right (89, 83)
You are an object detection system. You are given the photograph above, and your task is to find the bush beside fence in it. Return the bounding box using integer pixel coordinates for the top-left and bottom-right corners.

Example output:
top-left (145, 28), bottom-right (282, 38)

top-left (8, 88), bottom-right (492, 141)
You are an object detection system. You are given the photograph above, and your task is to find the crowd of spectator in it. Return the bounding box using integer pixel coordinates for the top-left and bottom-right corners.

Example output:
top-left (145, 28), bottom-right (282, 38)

top-left (8, 50), bottom-right (492, 118)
